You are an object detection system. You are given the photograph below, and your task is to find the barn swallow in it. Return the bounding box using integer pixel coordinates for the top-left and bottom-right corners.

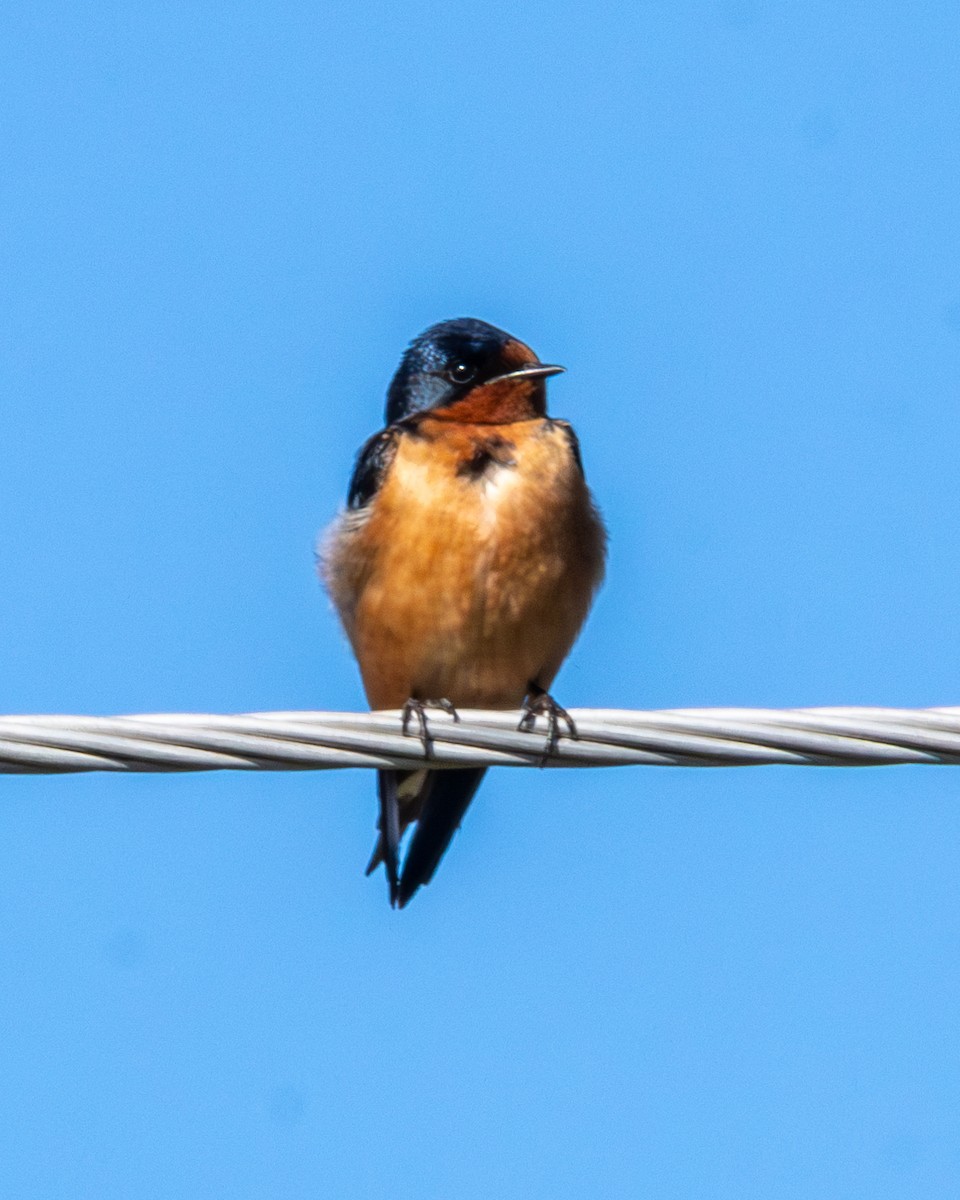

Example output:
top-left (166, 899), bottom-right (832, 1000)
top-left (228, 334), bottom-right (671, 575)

top-left (321, 318), bottom-right (606, 907)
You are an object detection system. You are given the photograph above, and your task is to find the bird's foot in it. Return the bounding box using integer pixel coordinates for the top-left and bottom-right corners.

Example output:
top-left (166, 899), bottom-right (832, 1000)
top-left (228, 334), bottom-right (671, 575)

top-left (401, 697), bottom-right (461, 758)
top-left (519, 683), bottom-right (578, 767)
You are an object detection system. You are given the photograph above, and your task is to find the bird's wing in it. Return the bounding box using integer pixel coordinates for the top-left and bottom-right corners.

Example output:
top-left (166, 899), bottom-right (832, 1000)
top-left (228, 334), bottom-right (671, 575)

top-left (346, 426), bottom-right (401, 510)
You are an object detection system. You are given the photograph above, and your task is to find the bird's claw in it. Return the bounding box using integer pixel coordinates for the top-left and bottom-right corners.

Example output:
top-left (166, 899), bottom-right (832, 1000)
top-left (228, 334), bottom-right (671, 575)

top-left (401, 697), bottom-right (460, 758)
top-left (519, 684), bottom-right (577, 766)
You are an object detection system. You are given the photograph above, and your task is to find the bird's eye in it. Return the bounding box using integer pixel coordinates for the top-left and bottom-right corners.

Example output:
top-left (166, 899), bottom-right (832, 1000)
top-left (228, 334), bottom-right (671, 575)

top-left (448, 362), bottom-right (476, 385)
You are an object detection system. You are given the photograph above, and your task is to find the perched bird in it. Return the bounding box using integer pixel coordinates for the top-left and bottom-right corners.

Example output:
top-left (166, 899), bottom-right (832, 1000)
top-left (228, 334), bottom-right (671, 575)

top-left (321, 318), bottom-right (606, 907)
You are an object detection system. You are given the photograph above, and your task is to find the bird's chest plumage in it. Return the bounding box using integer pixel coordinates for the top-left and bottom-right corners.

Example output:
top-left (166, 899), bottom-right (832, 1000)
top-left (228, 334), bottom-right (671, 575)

top-left (325, 418), bottom-right (605, 708)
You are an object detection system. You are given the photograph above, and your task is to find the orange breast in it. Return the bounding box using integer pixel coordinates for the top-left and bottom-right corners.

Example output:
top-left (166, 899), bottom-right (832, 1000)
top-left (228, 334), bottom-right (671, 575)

top-left (323, 418), bottom-right (605, 710)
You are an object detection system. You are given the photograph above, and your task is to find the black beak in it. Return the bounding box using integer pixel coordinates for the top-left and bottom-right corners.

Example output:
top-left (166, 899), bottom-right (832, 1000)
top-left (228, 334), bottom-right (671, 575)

top-left (488, 363), bottom-right (566, 385)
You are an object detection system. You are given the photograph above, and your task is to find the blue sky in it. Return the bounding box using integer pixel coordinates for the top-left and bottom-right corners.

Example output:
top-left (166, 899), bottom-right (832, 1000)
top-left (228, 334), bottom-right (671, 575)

top-left (2, 2), bottom-right (960, 1195)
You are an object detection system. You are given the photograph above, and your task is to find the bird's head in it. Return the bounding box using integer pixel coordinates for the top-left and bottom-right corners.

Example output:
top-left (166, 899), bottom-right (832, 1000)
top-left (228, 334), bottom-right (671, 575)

top-left (385, 318), bottom-right (564, 426)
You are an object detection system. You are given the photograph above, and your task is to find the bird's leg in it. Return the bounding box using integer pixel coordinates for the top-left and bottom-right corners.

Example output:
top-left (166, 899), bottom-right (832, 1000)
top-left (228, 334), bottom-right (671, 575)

top-left (377, 771), bottom-right (401, 907)
top-left (401, 697), bottom-right (461, 759)
top-left (519, 682), bottom-right (578, 766)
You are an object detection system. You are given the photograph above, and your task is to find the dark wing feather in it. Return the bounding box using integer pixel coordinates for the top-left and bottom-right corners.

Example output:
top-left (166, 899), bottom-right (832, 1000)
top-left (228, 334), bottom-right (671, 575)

top-left (347, 427), bottom-right (400, 509)
top-left (396, 768), bottom-right (487, 908)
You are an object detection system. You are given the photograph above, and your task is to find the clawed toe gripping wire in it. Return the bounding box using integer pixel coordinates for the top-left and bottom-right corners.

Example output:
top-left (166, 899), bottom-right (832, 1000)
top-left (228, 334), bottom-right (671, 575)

top-left (519, 685), bottom-right (578, 766)
top-left (401, 698), bottom-right (461, 759)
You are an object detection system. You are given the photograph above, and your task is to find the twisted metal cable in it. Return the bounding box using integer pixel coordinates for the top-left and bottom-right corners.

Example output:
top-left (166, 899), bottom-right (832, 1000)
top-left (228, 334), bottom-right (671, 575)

top-left (3, 707), bottom-right (960, 774)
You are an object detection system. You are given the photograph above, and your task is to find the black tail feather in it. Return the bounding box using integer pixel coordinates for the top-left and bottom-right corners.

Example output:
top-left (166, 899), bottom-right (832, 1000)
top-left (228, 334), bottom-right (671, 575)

top-left (366, 769), bottom-right (429, 877)
top-left (396, 768), bottom-right (487, 908)
top-left (376, 770), bottom-right (401, 907)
